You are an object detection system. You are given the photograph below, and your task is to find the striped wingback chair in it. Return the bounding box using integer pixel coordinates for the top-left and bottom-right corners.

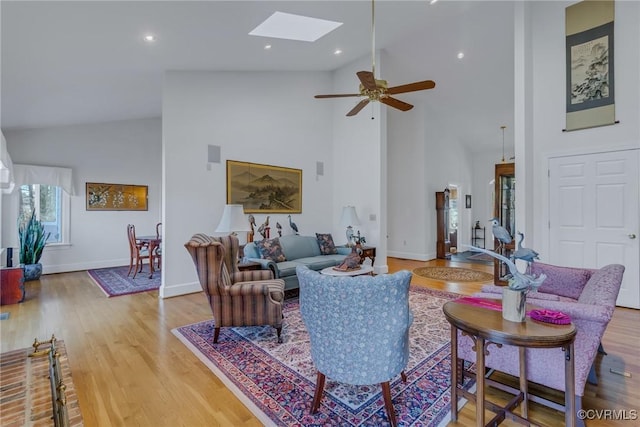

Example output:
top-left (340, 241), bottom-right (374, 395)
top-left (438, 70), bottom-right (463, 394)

top-left (184, 233), bottom-right (285, 343)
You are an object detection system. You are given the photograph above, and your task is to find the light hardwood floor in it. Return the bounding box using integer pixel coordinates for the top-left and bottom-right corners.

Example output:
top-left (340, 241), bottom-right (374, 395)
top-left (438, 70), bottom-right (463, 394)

top-left (1, 258), bottom-right (638, 426)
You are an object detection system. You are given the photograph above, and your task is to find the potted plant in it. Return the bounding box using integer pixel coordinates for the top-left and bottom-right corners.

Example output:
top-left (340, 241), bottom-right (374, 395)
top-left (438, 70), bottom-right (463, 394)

top-left (18, 211), bottom-right (50, 281)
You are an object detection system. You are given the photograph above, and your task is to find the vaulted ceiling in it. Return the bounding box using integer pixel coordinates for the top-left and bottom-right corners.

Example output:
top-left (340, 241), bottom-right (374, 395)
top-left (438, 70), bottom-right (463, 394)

top-left (1, 1), bottom-right (515, 153)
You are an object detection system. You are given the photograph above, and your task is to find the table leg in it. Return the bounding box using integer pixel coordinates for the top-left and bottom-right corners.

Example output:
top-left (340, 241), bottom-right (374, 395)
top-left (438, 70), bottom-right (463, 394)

top-left (476, 337), bottom-right (485, 427)
top-left (148, 241), bottom-right (156, 279)
top-left (519, 347), bottom-right (528, 417)
top-left (565, 343), bottom-right (576, 427)
top-left (450, 326), bottom-right (459, 421)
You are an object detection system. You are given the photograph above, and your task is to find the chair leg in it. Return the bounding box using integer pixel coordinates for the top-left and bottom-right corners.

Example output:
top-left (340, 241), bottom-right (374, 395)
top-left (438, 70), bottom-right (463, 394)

top-left (401, 371), bottom-right (407, 383)
top-left (598, 342), bottom-right (607, 355)
top-left (127, 258), bottom-right (134, 276)
top-left (381, 381), bottom-right (397, 427)
top-left (276, 327), bottom-right (283, 343)
top-left (311, 372), bottom-right (326, 414)
top-left (132, 258), bottom-right (139, 279)
top-left (213, 327), bottom-right (220, 344)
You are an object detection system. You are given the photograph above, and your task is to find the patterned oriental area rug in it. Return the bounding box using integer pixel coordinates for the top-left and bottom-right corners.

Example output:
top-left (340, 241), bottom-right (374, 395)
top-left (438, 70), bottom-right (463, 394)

top-left (412, 266), bottom-right (494, 283)
top-left (173, 287), bottom-right (474, 427)
top-left (87, 266), bottom-right (160, 297)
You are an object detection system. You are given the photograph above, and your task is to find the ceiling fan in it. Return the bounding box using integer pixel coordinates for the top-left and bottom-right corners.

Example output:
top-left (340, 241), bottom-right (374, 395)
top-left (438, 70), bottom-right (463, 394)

top-left (314, 0), bottom-right (435, 116)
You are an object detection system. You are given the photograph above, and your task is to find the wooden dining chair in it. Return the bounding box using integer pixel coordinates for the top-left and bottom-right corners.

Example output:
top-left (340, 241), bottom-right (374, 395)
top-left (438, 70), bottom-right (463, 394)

top-left (127, 224), bottom-right (151, 278)
top-left (154, 222), bottom-right (162, 270)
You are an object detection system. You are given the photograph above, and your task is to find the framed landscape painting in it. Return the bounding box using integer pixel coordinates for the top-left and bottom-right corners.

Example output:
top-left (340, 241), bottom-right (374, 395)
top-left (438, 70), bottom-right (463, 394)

top-left (86, 182), bottom-right (148, 211)
top-left (226, 160), bottom-right (302, 214)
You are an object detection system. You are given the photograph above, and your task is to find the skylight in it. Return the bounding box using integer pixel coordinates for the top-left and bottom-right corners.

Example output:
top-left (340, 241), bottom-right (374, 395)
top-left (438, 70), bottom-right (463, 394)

top-left (249, 11), bottom-right (342, 42)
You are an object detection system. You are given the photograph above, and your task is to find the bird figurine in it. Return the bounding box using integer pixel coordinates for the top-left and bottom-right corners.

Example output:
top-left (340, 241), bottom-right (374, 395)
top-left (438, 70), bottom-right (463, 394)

top-left (276, 222), bottom-right (282, 237)
top-left (469, 245), bottom-right (546, 292)
top-left (489, 218), bottom-right (512, 249)
top-left (288, 215), bottom-right (299, 235)
top-left (257, 216), bottom-right (270, 239)
top-left (512, 231), bottom-right (539, 263)
top-left (247, 214), bottom-right (256, 242)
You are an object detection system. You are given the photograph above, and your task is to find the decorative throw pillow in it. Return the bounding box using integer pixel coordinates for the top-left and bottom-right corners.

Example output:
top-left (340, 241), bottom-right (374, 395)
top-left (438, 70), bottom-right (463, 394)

top-left (316, 233), bottom-right (338, 255)
top-left (255, 238), bottom-right (287, 262)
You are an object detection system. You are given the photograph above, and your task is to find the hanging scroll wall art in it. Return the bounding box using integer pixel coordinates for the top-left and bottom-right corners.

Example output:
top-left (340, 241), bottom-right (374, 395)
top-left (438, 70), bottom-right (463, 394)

top-left (565, 0), bottom-right (615, 131)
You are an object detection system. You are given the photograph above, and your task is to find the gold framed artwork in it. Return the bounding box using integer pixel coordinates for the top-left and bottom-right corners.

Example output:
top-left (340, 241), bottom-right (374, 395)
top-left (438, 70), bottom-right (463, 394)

top-left (226, 160), bottom-right (302, 214)
top-left (86, 182), bottom-right (148, 211)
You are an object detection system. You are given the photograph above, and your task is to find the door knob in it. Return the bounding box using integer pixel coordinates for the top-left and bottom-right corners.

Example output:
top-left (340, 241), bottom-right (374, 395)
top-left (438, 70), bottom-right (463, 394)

top-left (630, 234), bottom-right (637, 239)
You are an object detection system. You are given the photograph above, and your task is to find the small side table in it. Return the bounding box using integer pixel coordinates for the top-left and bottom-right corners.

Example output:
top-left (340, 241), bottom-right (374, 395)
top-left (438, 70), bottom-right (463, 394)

top-left (1, 267), bottom-right (25, 305)
top-left (443, 299), bottom-right (577, 427)
top-left (238, 261), bottom-right (262, 272)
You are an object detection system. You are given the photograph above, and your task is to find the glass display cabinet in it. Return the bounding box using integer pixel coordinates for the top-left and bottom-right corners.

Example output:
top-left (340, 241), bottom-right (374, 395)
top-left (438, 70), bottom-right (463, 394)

top-left (436, 188), bottom-right (451, 259)
top-left (493, 162), bottom-right (515, 285)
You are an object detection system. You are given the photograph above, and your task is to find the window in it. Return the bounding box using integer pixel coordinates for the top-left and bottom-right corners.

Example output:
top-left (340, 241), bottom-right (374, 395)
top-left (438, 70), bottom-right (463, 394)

top-left (19, 184), bottom-right (70, 244)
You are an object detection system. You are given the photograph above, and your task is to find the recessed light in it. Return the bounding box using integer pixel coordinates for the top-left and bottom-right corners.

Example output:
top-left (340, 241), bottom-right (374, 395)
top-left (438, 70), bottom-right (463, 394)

top-left (249, 11), bottom-right (342, 42)
top-left (143, 34), bottom-right (156, 42)
top-left (430, 0), bottom-right (439, 5)
top-left (334, 49), bottom-right (342, 55)
top-left (457, 52), bottom-right (465, 59)
top-left (264, 44), bottom-right (272, 50)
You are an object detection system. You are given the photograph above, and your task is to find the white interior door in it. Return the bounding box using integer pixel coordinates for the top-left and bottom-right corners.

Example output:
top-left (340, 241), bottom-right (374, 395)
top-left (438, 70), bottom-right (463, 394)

top-left (549, 149), bottom-right (639, 308)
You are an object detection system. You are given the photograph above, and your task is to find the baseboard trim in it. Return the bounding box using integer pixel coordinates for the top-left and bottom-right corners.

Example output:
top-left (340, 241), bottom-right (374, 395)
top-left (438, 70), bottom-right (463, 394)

top-left (387, 250), bottom-right (433, 261)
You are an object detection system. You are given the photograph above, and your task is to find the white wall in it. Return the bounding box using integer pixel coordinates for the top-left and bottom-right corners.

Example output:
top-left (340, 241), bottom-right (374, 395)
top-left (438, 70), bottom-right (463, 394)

top-left (162, 71), bottom-right (336, 297)
top-left (526, 0), bottom-right (640, 258)
top-left (2, 118), bottom-right (161, 272)
top-left (329, 52), bottom-right (388, 273)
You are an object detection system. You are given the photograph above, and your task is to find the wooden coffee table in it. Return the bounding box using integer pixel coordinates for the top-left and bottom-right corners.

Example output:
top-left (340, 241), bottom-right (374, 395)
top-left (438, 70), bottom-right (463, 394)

top-left (443, 299), bottom-right (577, 427)
top-left (320, 265), bottom-right (374, 276)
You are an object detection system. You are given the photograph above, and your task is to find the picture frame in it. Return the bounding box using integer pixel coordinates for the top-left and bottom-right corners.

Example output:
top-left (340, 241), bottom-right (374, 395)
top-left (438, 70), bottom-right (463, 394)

top-left (566, 21), bottom-right (614, 114)
top-left (86, 182), bottom-right (148, 211)
top-left (226, 160), bottom-right (302, 214)
top-left (465, 194), bottom-right (472, 209)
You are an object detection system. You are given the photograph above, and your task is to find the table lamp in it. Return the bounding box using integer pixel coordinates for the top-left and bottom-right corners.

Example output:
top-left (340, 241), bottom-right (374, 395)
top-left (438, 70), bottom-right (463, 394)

top-left (340, 206), bottom-right (361, 246)
top-left (215, 204), bottom-right (251, 243)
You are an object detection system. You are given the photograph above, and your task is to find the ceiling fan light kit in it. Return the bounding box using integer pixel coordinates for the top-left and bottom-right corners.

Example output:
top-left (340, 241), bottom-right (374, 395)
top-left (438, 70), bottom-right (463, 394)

top-left (314, 0), bottom-right (435, 116)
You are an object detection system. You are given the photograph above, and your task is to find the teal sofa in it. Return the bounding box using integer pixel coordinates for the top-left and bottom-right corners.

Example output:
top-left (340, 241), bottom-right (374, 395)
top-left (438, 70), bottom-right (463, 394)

top-left (243, 234), bottom-right (351, 290)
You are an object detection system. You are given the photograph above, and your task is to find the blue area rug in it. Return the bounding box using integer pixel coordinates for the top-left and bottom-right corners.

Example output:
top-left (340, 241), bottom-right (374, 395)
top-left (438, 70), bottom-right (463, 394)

top-left (87, 265), bottom-right (160, 297)
top-left (173, 287), bottom-right (474, 426)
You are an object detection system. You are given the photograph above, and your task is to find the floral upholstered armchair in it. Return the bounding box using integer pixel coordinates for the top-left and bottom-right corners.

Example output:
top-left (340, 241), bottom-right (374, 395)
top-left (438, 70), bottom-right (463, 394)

top-left (184, 233), bottom-right (285, 343)
top-left (296, 265), bottom-right (413, 427)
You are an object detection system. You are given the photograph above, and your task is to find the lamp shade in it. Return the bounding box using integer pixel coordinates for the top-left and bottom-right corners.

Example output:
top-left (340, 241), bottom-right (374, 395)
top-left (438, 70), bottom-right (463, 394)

top-left (215, 204), bottom-right (251, 233)
top-left (340, 206), bottom-right (361, 227)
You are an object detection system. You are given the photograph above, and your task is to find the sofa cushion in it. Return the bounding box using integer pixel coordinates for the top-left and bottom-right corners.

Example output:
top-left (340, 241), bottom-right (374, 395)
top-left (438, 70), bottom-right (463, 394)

top-left (530, 262), bottom-right (592, 300)
top-left (295, 256), bottom-right (337, 271)
top-left (275, 260), bottom-right (303, 277)
top-left (255, 238), bottom-right (287, 262)
top-left (279, 235), bottom-right (321, 259)
top-left (316, 233), bottom-right (338, 255)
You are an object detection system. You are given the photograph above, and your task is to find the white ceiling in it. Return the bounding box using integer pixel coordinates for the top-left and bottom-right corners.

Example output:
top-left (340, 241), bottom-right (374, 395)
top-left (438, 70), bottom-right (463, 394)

top-left (1, 0), bottom-right (516, 153)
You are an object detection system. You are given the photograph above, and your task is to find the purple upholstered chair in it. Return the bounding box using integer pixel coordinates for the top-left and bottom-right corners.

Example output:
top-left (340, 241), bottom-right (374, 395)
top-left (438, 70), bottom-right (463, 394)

top-left (457, 263), bottom-right (625, 425)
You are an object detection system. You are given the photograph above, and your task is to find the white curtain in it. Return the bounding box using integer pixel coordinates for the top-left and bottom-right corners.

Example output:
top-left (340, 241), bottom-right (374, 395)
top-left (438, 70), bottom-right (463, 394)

top-left (12, 164), bottom-right (75, 195)
top-left (0, 132), bottom-right (15, 193)
top-left (1, 164), bottom-right (74, 249)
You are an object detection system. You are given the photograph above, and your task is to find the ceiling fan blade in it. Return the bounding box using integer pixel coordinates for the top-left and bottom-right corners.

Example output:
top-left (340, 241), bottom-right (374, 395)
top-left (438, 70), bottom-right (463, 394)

top-left (315, 94), bottom-right (361, 98)
top-left (356, 71), bottom-right (378, 91)
top-left (380, 96), bottom-right (413, 111)
top-left (386, 80), bottom-right (436, 95)
top-left (346, 99), bottom-right (370, 116)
